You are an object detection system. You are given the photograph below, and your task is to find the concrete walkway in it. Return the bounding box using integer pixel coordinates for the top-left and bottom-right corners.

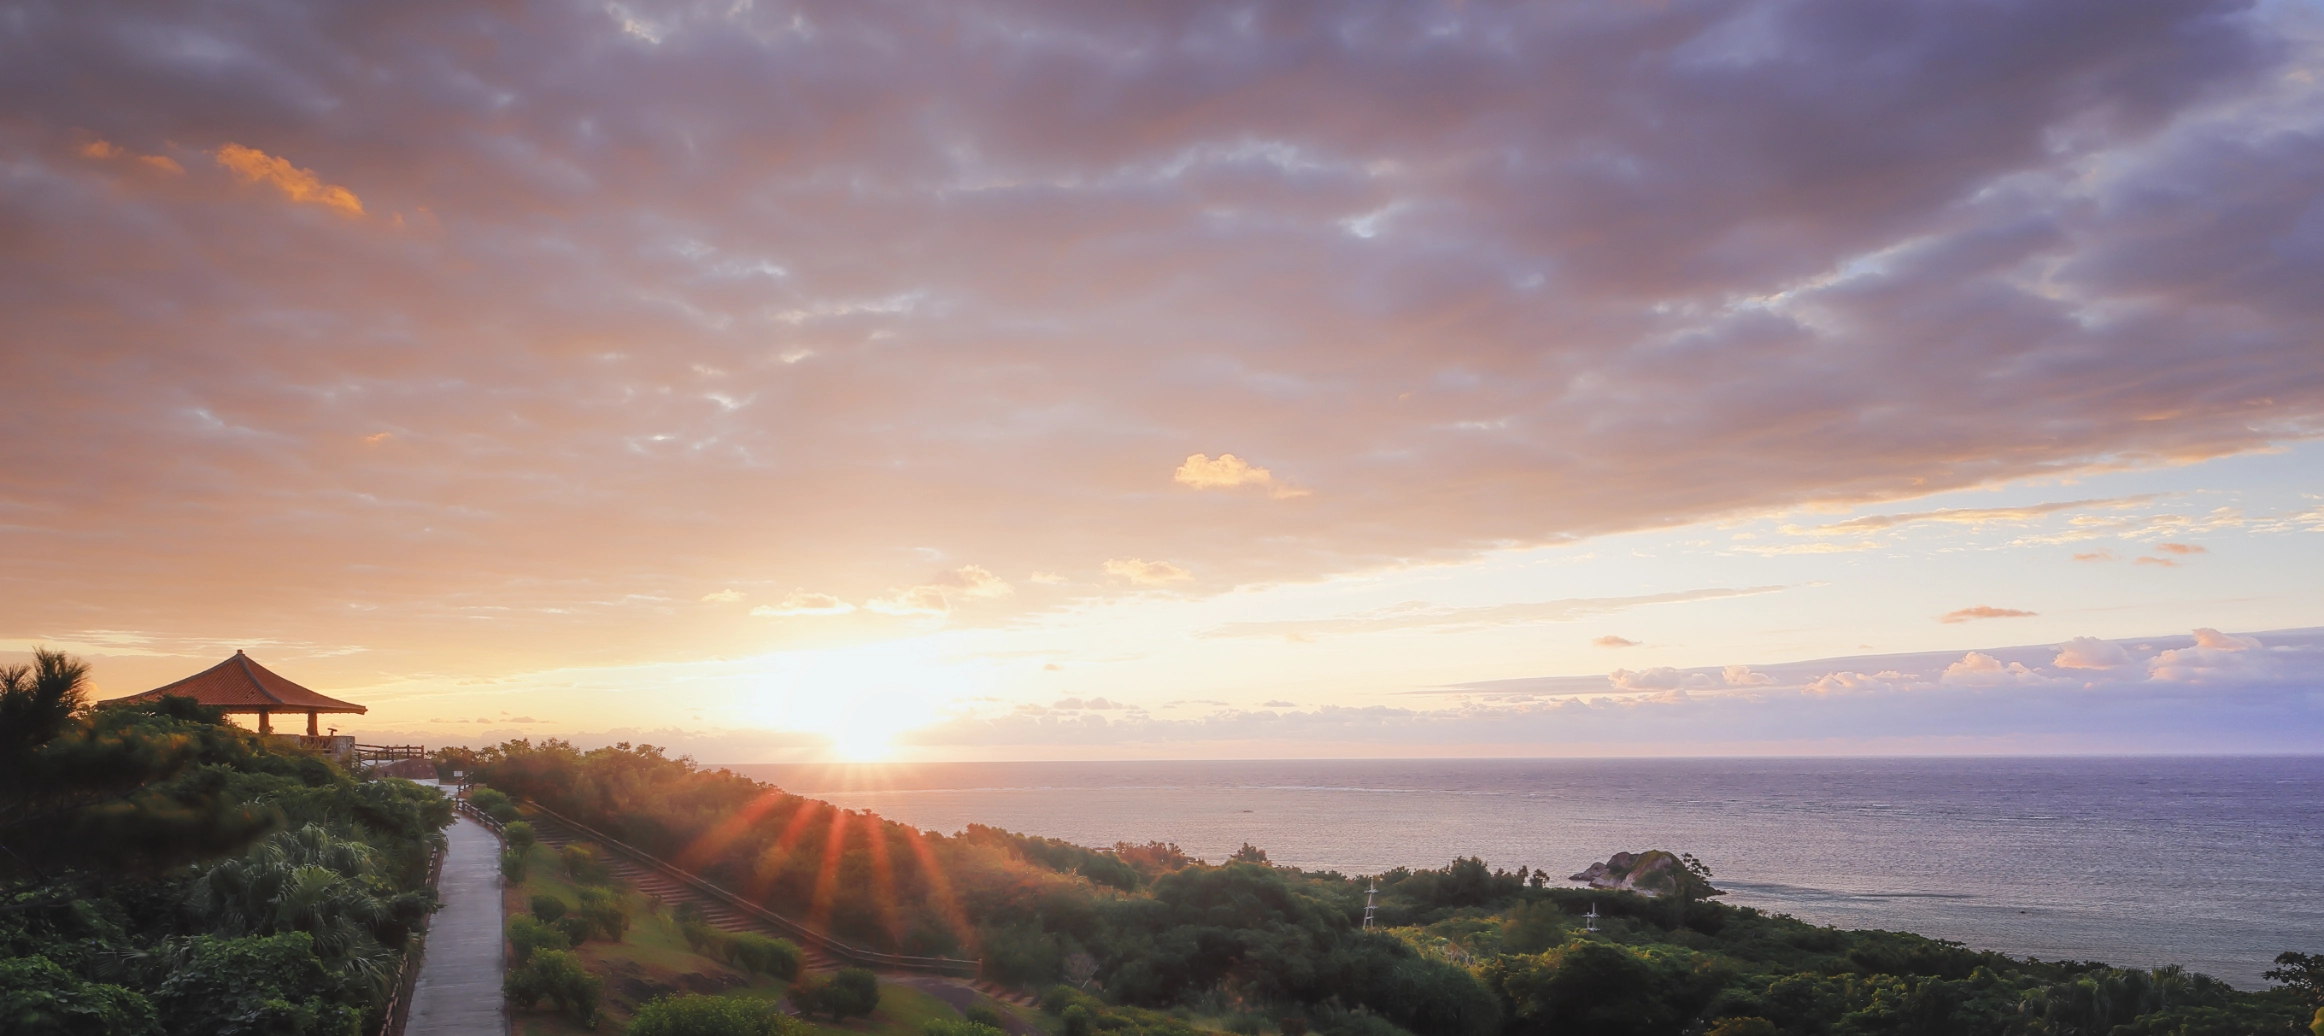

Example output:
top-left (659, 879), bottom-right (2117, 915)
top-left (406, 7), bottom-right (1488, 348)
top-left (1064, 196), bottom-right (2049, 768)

top-left (406, 815), bottom-right (506, 1035)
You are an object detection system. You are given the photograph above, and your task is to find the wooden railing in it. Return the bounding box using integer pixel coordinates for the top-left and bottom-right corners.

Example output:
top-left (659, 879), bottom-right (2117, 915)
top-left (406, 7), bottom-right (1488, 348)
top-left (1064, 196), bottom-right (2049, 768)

top-left (374, 839), bottom-right (449, 1036)
top-left (520, 800), bottom-right (981, 978)
top-left (355, 743), bottom-right (428, 762)
top-left (456, 798), bottom-right (504, 835)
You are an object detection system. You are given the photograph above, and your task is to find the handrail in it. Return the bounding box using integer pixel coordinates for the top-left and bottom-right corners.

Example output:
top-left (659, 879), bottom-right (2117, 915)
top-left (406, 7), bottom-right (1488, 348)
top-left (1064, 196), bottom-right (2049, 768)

top-left (519, 800), bottom-right (980, 978)
top-left (457, 798), bottom-right (505, 835)
top-left (376, 838), bottom-right (449, 1036)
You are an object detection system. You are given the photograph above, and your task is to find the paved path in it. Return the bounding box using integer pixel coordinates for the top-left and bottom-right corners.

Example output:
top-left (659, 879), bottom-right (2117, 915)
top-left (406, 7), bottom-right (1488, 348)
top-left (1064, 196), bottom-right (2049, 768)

top-left (406, 815), bottom-right (506, 1036)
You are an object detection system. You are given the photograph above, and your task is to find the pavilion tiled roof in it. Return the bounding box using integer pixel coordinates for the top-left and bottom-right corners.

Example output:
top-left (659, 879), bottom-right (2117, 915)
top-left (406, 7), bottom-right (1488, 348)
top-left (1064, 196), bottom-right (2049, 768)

top-left (104, 650), bottom-right (367, 714)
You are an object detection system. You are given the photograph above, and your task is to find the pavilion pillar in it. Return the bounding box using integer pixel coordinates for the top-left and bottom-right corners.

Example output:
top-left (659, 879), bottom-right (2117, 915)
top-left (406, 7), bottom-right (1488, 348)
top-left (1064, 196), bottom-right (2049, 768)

top-left (258, 710), bottom-right (272, 734)
top-left (307, 711), bottom-right (320, 737)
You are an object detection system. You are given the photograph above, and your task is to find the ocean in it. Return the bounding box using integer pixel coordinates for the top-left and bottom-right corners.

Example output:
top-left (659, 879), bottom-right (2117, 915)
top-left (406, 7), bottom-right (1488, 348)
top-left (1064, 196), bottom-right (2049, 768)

top-left (726, 757), bottom-right (2324, 989)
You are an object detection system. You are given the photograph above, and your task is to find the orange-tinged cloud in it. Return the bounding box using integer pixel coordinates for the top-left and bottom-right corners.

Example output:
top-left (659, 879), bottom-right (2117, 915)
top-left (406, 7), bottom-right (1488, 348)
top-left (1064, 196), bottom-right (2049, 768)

top-left (213, 143), bottom-right (362, 216)
top-left (79, 139), bottom-right (183, 174)
top-left (755, 591), bottom-right (856, 617)
top-left (1174, 453), bottom-right (1308, 498)
top-left (1939, 606), bottom-right (2038, 623)
top-left (1104, 557), bottom-right (1191, 585)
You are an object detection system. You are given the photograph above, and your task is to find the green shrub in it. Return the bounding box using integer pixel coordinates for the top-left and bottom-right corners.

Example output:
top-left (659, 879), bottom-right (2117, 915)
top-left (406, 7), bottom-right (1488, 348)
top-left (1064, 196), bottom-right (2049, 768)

top-left (1704, 1020), bottom-right (1779, 1036)
top-left (965, 1005), bottom-right (1007, 1030)
top-left (506, 948), bottom-right (601, 1025)
top-left (927, 1020), bottom-right (1008, 1036)
top-left (532, 894), bottom-right (567, 923)
top-left (1500, 900), bottom-right (1566, 956)
top-left (629, 994), bottom-right (812, 1036)
top-left (469, 787), bottom-right (521, 824)
top-left (575, 885), bottom-right (631, 941)
top-left (150, 933), bottom-right (363, 1036)
top-left (556, 913), bottom-right (595, 946)
top-left (499, 848), bottom-right (527, 882)
top-left (507, 914), bottom-right (571, 965)
top-left (562, 844), bottom-right (610, 883)
top-left (724, 932), bottom-right (803, 980)
top-left (0, 955), bottom-right (160, 1036)
top-left (680, 917), bottom-right (729, 956)
top-left (793, 968), bottom-right (880, 1021)
top-left (502, 820), bottom-right (536, 856)
top-left (1063, 1004), bottom-right (1092, 1036)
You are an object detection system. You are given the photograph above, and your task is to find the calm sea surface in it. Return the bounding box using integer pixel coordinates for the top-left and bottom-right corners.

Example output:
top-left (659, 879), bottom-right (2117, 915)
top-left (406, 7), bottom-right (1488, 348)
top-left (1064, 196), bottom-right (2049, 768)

top-left (726, 757), bottom-right (2324, 988)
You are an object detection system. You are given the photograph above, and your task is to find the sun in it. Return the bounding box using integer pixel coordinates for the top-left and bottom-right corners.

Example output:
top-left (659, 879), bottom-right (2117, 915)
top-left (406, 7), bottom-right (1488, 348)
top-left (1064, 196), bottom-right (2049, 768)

top-left (738, 638), bottom-right (991, 762)
top-left (825, 724), bottom-right (896, 762)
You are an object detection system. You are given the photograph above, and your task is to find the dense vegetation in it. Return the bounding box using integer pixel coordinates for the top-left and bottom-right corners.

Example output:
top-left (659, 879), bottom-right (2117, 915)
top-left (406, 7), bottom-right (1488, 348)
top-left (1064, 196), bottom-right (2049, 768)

top-left (1, 650), bottom-right (451, 1036)
top-left (462, 740), bottom-right (2321, 1036)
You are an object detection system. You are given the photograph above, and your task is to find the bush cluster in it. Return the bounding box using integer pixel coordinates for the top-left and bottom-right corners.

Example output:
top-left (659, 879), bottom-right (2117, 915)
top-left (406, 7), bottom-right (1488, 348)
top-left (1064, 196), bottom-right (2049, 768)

top-left (791, 967), bottom-right (880, 1020)
top-left (461, 739), bottom-right (2321, 1036)
top-left (629, 994), bottom-right (811, 1036)
top-left (505, 947), bottom-right (602, 1025)
top-left (2, 657), bottom-right (451, 1036)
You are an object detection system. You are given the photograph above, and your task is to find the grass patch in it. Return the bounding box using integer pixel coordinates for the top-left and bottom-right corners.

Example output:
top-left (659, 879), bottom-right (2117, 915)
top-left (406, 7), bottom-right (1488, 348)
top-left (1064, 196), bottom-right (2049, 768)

top-left (504, 836), bottom-right (794, 1034)
top-left (498, 829), bottom-right (1027, 1036)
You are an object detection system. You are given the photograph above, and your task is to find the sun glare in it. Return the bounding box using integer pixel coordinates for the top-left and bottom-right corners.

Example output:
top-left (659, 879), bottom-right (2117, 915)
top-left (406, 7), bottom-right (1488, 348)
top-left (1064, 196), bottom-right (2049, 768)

top-left (738, 639), bottom-right (987, 761)
top-left (827, 725), bottom-right (895, 762)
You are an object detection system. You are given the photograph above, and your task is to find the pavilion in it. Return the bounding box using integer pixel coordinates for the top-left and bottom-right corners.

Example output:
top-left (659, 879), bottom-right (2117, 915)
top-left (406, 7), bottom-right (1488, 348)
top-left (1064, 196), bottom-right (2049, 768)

top-left (103, 649), bottom-right (367, 737)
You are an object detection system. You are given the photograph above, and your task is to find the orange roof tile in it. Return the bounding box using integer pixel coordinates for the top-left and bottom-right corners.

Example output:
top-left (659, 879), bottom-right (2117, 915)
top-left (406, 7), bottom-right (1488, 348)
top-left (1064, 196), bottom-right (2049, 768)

top-left (103, 651), bottom-right (367, 714)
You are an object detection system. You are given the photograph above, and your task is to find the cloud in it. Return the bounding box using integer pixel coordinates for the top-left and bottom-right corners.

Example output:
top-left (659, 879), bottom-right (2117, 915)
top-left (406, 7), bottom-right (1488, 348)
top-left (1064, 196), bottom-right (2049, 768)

top-left (1804, 497), bottom-right (2155, 536)
top-left (212, 144), bottom-right (362, 216)
top-left (1103, 558), bottom-right (1192, 586)
top-left (1940, 652), bottom-right (2055, 687)
top-left (1204, 587), bottom-right (1785, 640)
top-left (2192, 628), bottom-right (2260, 651)
top-left (937, 565), bottom-right (1013, 599)
top-left (79, 139), bottom-right (183, 175)
top-left (2153, 542), bottom-right (2207, 555)
top-left (1939, 606), bottom-right (2038, 624)
top-left (1054, 697), bottom-right (1133, 710)
top-left (1593, 635), bottom-right (1641, 648)
top-left (2148, 629), bottom-right (2272, 683)
top-left (700, 589), bottom-right (745, 603)
top-left (2072, 551), bottom-right (2116, 562)
top-left (1610, 667), bottom-right (1715, 692)
top-left (863, 565), bottom-right (1014, 616)
top-left (1722, 665), bottom-right (1773, 687)
top-left (1261, 700), bottom-right (1296, 708)
top-left (1027, 572), bottom-right (1067, 585)
top-left (1806, 670), bottom-right (1914, 696)
top-left (2053, 637), bottom-right (2132, 670)
top-left (2134, 556), bottom-right (2179, 567)
top-left (752, 591), bottom-right (855, 617)
top-left (1174, 453), bottom-right (1308, 499)
top-left (1, 0), bottom-right (2320, 683)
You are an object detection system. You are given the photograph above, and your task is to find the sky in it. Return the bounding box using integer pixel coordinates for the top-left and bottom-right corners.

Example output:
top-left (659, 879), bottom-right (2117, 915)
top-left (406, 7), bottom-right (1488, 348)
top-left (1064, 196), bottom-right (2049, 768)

top-left (3, 0), bottom-right (2321, 761)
